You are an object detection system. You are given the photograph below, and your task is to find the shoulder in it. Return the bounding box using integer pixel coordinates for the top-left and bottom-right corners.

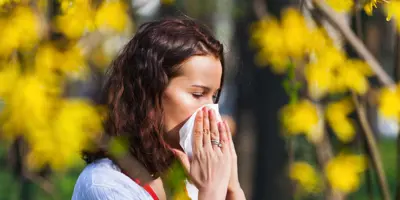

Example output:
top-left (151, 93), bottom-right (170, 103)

top-left (72, 158), bottom-right (152, 200)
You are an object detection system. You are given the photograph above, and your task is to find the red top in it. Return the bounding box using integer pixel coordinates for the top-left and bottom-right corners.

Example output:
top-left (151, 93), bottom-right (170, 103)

top-left (133, 178), bottom-right (159, 200)
top-left (121, 170), bottom-right (159, 200)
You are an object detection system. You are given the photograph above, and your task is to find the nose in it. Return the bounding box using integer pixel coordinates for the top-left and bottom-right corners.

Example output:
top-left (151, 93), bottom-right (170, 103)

top-left (203, 97), bottom-right (214, 105)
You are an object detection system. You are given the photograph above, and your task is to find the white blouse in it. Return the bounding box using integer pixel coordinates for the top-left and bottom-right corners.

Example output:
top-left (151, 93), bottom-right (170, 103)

top-left (72, 158), bottom-right (152, 200)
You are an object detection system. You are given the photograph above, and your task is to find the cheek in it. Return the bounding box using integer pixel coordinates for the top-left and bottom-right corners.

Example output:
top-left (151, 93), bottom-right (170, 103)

top-left (162, 90), bottom-right (200, 130)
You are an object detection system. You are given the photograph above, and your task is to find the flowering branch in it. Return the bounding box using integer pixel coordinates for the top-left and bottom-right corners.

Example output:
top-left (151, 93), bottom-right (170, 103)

top-left (312, 0), bottom-right (394, 86)
top-left (309, 0), bottom-right (392, 199)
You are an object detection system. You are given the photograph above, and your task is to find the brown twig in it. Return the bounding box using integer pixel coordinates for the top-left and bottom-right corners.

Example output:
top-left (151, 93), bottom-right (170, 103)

top-left (394, 31), bottom-right (400, 200)
top-left (23, 172), bottom-right (57, 199)
top-left (299, 0), bottom-right (306, 10)
top-left (353, 2), bottom-right (373, 199)
top-left (252, 0), bottom-right (269, 19)
top-left (312, 0), bottom-right (394, 86)
top-left (314, 103), bottom-right (346, 200)
top-left (352, 94), bottom-right (392, 200)
top-left (313, 105), bottom-right (345, 200)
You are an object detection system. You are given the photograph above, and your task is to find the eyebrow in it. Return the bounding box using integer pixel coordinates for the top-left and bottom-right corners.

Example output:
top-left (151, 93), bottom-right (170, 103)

top-left (191, 84), bottom-right (220, 93)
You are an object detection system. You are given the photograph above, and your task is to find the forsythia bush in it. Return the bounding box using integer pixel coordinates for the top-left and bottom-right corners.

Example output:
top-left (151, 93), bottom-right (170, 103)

top-left (251, 0), bottom-right (400, 197)
top-left (0, 0), bottom-right (133, 171)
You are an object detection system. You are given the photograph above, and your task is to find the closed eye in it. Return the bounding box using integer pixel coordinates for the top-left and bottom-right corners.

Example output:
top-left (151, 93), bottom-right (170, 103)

top-left (192, 93), bottom-right (204, 98)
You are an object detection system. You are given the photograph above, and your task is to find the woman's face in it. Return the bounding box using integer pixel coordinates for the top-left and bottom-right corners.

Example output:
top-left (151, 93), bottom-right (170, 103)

top-left (162, 55), bottom-right (222, 148)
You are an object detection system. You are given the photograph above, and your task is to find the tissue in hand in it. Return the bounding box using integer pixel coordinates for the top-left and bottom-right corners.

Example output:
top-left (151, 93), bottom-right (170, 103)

top-left (178, 104), bottom-right (222, 200)
top-left (179, 104), bottom-right (222, 159)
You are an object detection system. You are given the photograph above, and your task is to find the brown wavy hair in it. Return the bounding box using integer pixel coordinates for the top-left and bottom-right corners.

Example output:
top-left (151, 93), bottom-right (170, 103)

top-left (84, 18), bottom-right (225, 176)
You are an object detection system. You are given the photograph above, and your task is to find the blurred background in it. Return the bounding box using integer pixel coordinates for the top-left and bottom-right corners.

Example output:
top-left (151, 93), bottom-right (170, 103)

top-left (0, 0), bottom-right (398, 199)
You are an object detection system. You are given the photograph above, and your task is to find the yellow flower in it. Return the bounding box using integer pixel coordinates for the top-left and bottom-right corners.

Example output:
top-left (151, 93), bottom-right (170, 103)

top-left (56, 0), bottom-right (95, 38)
top-left (332, 59), bottom-right (370, 95)
top-left (0, 75), bottom-right (55, 140)
top-left (305, 62), bottom-right (334, 100)
top-left (35, 43), bottom-right (88, 80)
top-left (12, 6), bottom-right (43, 50)
top-left (281, 100), bottom-right (322, 142)
top-left (325, 154), bottom-right (367, 193)
top-left (26, 131), bottom-right (56, 170)
top-left (59, 44), bottom-right (88, 79)
top-left (347, 59), bottom-right (374, 77)
top-left (385, 1), bottom-right (400, 31)
top-left (326, 98), bottom-right (356, 143)
top-left (95, 0), bottom-right (130, 33)
top-left (51, 99), bottom-right (102, 168)
top-left (307, 28), bottom-right (332, 52)
top-left (315, 46), bottom-right (347, 69)
top-left (281, 8), bottom-right (310, 59)
top-left (305, 47), bottom-right (346, 99)
top-left (250, 9), bottom-right (313, 72)
top-left (254, 50), bottom-right (289, 73)
top-left (338, 63), bottom-right (369, 95)
top-left (0, 60), bottom-right (20, 98)
top-left (378, 86), bottom-right (400, 119)
top-left (0, 0), bottom-right (21, 7)
top-left (0, 0), bottom-right (11, 6)
top-left (289, 162), bottom-right (320, 194)
top-left (0, 18), bottom-right (19, 57)
top-left (34, 43), bottom-right (63, 81)
top-left (326, 0), bottom-right (354, 12)
top-left (250, 18), bottom-right (289, 72)
top-left (26, 99), bottom-right (103, 170)
top-left (0, 6), bottom-right (42, 57)
top-left (306, 46), bottom-right (370, 99)
top-left (364, 0), bottom-right (388, 16)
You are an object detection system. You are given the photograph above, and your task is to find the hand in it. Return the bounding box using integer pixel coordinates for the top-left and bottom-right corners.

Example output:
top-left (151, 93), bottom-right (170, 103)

top-left (172, 107), bottom-right (231, 200)
top-left (223, 120), bottom-right (242, 194)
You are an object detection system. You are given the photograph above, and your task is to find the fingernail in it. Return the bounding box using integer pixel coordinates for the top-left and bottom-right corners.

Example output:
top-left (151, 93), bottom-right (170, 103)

top-left (209, 109), bottom-right (214, 117)
top-left (218, 122), bottom-right (224, 130)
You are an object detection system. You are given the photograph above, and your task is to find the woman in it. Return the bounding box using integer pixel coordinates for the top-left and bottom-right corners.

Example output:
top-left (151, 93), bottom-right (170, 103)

top-left (72, 18), bottom-right (245, 200)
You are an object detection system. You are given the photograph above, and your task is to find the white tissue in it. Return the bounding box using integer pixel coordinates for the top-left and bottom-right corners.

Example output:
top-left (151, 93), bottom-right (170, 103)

top-left (178, 104), bottom-right (222, 200)
top-left (179, 104), bottom-right (222, 158)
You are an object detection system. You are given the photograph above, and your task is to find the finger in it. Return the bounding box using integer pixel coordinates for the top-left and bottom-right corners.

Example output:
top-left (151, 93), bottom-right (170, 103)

top-left (209, 109), bottom-right (219, 143)
top-left (224, 120), bottom-right (236, 154)
top-left (171, 148), bottom-right (190, 173)
top-left (202, 107), bottom-right (211, 148)
top-left (217, 122), bottom-right (229, 153)
top-left (193, 109), bottom-right (204, 152)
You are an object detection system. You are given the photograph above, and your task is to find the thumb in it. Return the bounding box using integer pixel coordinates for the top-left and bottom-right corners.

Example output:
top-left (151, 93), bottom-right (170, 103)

top-left (171, 148), bottom-right (190, 173)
